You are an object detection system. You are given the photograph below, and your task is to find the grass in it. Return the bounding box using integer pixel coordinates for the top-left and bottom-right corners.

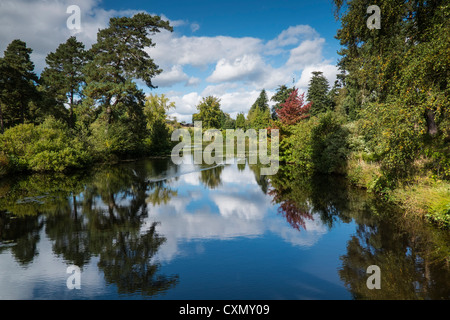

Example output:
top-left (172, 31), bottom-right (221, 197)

top-left (392, 178), bottom-right (450, 228)
top-left (347, 153), bottom-right (450, 228)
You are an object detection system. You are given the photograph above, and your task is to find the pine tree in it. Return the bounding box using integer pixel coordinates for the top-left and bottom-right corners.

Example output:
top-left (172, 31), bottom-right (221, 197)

top-left (83, 13), bottom-right (173, 126)
top-left (306, 71), bottom-right (332, 116)
top-left (0, 40), bottom-right (39, 130)
top-left (235, 113), bottom-right (246, 129)
top-left (41, 36), bottom-right (89, 128)
top-left (248, 89), bottom-right (270, 129)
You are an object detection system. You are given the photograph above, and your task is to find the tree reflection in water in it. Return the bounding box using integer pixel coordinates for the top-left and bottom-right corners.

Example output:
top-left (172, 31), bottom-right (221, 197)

top-left (0, 160), bottom-right (179, 297)
top-left (269, 164), bottom-right (450, 299)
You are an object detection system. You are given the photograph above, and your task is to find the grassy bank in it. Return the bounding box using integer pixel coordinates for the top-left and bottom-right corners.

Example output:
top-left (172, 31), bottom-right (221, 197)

top-left (347, 154), bottom-right (450, 228)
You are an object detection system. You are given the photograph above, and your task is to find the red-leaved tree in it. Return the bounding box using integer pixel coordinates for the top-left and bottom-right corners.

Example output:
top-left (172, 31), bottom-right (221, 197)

top-left (276, 88), bottom-right (312, 126)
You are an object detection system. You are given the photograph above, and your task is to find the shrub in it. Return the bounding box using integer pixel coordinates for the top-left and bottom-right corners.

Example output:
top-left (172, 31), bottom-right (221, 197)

top-left (281, 111), bottom-right (350, 174)
top-left (89, 118), bottom-right (145, 159)
top-left (359, 101), bottom-right (426, 186)
top-left (0, 117), bottom-right (91, 172)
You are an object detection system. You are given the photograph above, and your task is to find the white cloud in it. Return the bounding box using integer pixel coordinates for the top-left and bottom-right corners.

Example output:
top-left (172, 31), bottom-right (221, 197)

top-left (207, 54), bottom-right (266, 83)
top-left (286, 38), bottom-right (326, 69)
top-left (265, 25), bottom-right (319, 54)
top-left (148, 32), bottom-right (263, 69)
top-left (142, 164), bottom-right (329, 263)
top-left (153, 65), bottom-right (189, 87)
top-left (0, 0), bottom-right (146, 73)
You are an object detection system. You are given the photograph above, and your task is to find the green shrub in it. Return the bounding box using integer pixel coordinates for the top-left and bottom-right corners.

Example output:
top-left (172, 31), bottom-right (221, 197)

top-left (310, 112), bottom-right (350, 174)
top-left (0, 117), bottom-right (91, 172)
top-left (89, 118), bottom-right (145, 159)
top-left (280, 112), bottom-right (350, 175)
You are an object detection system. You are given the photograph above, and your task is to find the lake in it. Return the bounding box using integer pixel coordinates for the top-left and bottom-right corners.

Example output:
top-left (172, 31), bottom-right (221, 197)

top-left (0, 156), bottom-right (449, 300)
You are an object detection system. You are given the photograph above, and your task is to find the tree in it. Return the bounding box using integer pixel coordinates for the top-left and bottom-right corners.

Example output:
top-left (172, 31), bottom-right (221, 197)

top-left (83, 13), bottom-right (173, 125)
top-left (307, 71), bottom-right (332, 116)
top-left (248, 89), bottom-right (270, 129)
top-left (193, 96), bottom-right (223, 129)
top-left (276, 88), bottom-right (312, 126)
top-left (0, 40), bottom-right (39, 131)
top-left (82, 13), bottom-right (172, 156)
top-left (40, 36), bottom-right (89, 128)
top-left (333, 0), bottom-right (450, 182)
top-left (235, 112), bottom-right (246, 129)
top-left (270, 85), bottom-right (294, 120)
top-left (251, 89), bottom-right (269, 113)
top-left (144, 93), bottom-right (175, 152)
top-left (220, 112), bottom-right (235, 130)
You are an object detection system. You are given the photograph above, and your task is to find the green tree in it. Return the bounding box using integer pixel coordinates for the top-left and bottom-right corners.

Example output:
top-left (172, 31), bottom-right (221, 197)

top-left (82, 13), bottom-right (172, 125)
top-left (334, 0), bottom-right (450, 183)
top-left (220, 112), bottom-right (235, 130)
top-left (82, 13), bottom-right (172, 156)
top-left (235, 112), bottom-right (246, 129)
top-left (193, 96), bottom-right (223, 129)
top-left (40, 36), bottom-right (89, 128)
top-left (143, 93), bottom-right (175, 153)
top-left (248, 89), bottom-right (270, 129)
top-left (307, 71), bottom-right (332, 116)
top-left (0, 40), bottom-right (39, 131)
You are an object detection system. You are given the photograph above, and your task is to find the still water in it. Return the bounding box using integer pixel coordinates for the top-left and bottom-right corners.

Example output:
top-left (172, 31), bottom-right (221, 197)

top-left (0, 156), bottom-right (449, 299)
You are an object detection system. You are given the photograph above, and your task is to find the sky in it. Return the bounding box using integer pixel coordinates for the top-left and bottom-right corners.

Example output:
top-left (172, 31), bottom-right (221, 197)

top-left (0, 0), bottom-right (343, 123)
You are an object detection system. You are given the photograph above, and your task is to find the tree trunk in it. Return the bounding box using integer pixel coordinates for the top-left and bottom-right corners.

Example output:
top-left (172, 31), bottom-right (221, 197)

top-left (69, 90), bottom-right (74, 128)
top-left (107, 105), bottom-right (112, 124)
top-left (426, 109), bottom-right (438, 136)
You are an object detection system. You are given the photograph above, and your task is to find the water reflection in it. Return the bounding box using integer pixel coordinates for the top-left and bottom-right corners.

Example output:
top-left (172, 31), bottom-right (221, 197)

top-left (0, 157), bottom-right (449, 299)
top-left (270, 165), bottom-right (450, 299)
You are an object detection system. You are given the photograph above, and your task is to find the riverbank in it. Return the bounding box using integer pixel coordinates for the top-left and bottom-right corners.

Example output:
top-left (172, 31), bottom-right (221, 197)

top-left (347, 156), bottom-right (450, 229)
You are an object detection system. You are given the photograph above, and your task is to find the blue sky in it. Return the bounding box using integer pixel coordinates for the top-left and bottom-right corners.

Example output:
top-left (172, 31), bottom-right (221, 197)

top-left (0, 0), bottom-right (342, 122)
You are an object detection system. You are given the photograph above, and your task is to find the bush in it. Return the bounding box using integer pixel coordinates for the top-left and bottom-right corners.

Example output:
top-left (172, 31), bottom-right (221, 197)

top-left (281, 111), bottom-right (350, 174)
top-left (310, 112), bottom-right (349, 174)
top-left (89, 118), bottom-right (145, 159)
top-left (359, 101), bottom-right (426, 186)
top-left (0, 117), bottom-right (91, 172)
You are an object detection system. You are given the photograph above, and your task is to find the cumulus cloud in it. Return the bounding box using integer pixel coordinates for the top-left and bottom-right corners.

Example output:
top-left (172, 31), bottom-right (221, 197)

top-left (143, 165), bottom-right (328, 263)
top-left (153, 65), bottom-right (190, 87)
top-left (265, 24), bottom-right (320, 54)
top-left (148, 32), bottom-right (263, 69)
top-left (207, 54), bottom-right (266, 83)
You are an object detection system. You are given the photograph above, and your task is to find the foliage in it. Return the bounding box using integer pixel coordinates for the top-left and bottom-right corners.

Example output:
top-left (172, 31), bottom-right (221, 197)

top-left (193, 96), bottom-right (223, 129)
top-left (40, 36), bottom-right (89, 128)
top-left (307, 71), bottom-right (333, 115)
top-left (276, 88), bottom-right (312, 126)
top-left (247, 89), bottom-right (271, 129)
top-left (392, 179), bottom-right (450, 228)
top-left (143, 93), bottom-right (175, 153)
top-left (270, 85), bottom-right (294, 120)
top-left (235, 112), bottom-right (246, 129)
top-left (247, 106), bottom-right (271, 130)
top-left (0, 117), bottom-right (91, 172)
top-left (359, 101), bottom-right (427, 188)
top-left (0, 39), bottom-right (40, 131)
top-left (310, 112), bottom-right (350, 174)
top-left (279, 111), bottom-right (349, 175)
